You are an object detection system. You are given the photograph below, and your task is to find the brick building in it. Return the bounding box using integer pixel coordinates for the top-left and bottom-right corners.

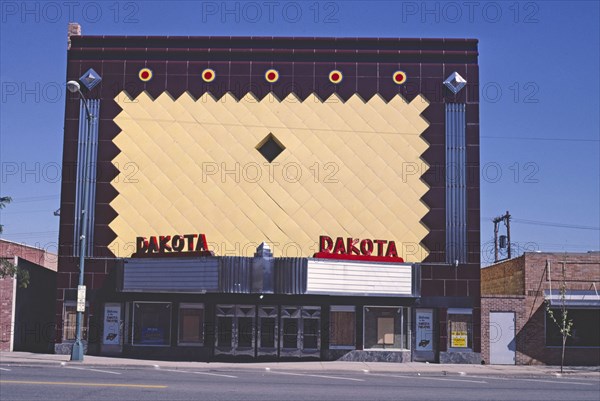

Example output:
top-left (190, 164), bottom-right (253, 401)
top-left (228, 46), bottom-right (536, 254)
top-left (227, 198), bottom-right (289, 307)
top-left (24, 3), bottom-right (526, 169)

top-left (55, 26), bottom-right (481, 362)
top-left (481, 252), bottom-right (600, 365)
top-left (0, 239), bottom-right (57, 352)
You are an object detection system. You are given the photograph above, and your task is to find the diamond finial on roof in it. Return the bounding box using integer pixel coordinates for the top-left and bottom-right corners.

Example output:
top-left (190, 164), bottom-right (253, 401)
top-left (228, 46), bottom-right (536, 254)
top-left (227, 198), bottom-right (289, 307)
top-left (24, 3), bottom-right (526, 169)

top-left (443, 72), bottom-right (467, 94)
top-left (255, 242), bottom-right (273, 258)
top-left (79, 68), bottom-right (102, 91)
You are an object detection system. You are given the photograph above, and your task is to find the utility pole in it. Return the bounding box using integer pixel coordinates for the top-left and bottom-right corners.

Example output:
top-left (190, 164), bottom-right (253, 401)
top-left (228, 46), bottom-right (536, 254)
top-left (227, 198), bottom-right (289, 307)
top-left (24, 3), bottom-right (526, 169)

top-left (493, 211), bottom-right (511, 263)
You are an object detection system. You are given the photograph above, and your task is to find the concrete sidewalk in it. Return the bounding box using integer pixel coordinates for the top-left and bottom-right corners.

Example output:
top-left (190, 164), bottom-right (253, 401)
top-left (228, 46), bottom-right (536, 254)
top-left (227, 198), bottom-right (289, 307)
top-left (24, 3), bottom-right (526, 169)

top-left (1, 351), bottom-right (599, 378)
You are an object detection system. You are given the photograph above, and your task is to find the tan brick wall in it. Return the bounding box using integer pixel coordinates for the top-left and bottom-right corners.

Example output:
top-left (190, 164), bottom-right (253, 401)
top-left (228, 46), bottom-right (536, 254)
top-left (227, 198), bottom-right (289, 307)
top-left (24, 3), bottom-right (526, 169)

top-left (481, 257), bottom-right (525, 295)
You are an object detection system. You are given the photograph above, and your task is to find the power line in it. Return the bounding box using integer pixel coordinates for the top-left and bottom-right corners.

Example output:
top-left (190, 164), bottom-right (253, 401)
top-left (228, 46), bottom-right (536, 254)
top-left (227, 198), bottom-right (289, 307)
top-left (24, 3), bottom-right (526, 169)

top-left (481, 136), bottom-right (599, 143)
top-left (511, 218), bottom-right (599, 231)
top-left (482, 217), bottom-right (599, 231)
top-left (2, 209), bottom-right (55, 215)
top-left (9, 195), bottom-right (60, 203)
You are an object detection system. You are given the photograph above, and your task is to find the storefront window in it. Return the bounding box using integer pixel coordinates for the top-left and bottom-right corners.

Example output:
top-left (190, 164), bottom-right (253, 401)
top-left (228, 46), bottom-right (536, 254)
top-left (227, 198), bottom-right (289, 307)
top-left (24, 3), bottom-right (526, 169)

top-left (546, 309), bottom-right (600, 347)
top-left (178, 303), bottom-right (204, 345)
top-left (447, 309), bottom-right (473, 349)
top-left (132, 302), bottom-right (171, 346)
top-left (364, 306), bottom-right (410, 350)
top-left (330, 306), bottom-right (355, 349)
top-left (62, 302), bottom-right (88, 341)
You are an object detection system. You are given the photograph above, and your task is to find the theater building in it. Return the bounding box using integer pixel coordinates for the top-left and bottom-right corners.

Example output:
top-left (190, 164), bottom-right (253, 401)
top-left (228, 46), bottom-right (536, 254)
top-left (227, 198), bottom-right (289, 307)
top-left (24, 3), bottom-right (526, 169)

top-left (55, 24), bottom-right (481, 362)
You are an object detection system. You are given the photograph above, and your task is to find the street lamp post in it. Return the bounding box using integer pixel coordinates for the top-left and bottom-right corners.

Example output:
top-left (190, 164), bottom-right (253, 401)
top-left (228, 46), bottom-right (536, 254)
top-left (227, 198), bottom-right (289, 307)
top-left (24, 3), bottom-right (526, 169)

top-left (67, 80), bottom-right (94, 362)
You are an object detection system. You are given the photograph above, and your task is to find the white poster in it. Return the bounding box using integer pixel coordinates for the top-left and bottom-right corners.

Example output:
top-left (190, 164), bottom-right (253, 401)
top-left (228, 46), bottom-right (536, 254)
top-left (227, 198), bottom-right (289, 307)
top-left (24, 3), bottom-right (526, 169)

top-left (103, 304), bottom-right (121, 345)
top-left (416, 309), bottom-right (433, 351)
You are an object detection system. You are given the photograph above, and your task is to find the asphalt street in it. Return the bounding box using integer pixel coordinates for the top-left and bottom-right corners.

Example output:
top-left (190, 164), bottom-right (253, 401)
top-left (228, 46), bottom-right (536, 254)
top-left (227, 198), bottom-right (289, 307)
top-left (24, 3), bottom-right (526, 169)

top-left (1, 364), bottom-right (599, 401)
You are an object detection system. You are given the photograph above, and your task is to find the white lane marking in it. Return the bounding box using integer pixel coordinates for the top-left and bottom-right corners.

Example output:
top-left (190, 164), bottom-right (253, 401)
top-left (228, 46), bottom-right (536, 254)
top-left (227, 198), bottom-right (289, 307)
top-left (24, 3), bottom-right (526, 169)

top-left (270, 371), bottom-right (365, 382)
top-left (161, 369), bottom-right (237, 378)
top-left (469, 375), bottom-right (597, 386)
top-left (0, 368), bottom-right (11, 372)
top-left (190, 371), bottom-right (238, 379)
top-left (64, 366), bottom-right (121, 375)
top-left (369, 373), bottom-right (487, 384)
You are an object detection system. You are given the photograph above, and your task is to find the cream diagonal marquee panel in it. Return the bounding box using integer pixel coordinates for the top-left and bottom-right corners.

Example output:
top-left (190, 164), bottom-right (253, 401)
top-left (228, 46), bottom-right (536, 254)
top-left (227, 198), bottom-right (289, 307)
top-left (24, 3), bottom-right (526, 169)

top-left (109, 91), bottom-right (431, 261)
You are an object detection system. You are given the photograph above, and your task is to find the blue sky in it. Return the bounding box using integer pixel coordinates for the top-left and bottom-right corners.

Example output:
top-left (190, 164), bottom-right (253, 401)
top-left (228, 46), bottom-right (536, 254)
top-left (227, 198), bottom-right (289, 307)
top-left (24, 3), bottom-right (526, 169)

top-left (1, 1), bottom-right (598, 264)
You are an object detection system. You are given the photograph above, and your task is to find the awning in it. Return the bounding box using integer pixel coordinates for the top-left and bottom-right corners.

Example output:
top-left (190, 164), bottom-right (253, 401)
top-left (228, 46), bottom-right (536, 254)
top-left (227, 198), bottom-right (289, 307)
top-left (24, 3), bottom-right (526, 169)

top-left (544, 289), bottom-right (600, 308)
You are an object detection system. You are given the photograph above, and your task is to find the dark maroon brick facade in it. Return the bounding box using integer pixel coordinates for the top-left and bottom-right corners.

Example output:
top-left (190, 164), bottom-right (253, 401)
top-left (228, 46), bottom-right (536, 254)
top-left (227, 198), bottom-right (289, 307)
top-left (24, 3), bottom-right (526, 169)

top-left (57, 34), bottom-right (480, 360)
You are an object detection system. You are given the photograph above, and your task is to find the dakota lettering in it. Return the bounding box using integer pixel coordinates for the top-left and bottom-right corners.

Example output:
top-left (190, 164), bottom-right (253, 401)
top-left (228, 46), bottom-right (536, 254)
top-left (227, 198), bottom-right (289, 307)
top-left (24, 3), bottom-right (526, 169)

top-left (385, 241), bottom-right (398, 258)
top-left (319, 235), bottom-right (333, 252)
top-left (159, 235), bottom-right (172, 252)
top-left (333, 237), bottom-right (345, 254)
top-left (135, 233), bottom-right (209, 255)
top-left (374, 239), bottom-right (387, 256)
top-left (317, 235), bottom-right (403, 261)
top-left (184, 234), bottom-right (197, 251)
top-left (346, 238), bottom-right (360, 255)
top-left (172, 235), bottom-right (184, 252)
top-left (360, 239), bottom-right (374, 255)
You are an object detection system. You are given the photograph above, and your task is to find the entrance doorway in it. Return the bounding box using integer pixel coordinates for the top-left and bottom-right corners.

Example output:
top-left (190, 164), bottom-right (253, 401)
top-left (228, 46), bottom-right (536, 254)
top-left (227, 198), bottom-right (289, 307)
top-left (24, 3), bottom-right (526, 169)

top-left (280, 306), bottom-right (321, 357)
top-left (257, 306), bottom-right (278, 356)
top-left (489, 312), bottom-right (516, 364)
top-left (214, 304), bottom-right (256, 356)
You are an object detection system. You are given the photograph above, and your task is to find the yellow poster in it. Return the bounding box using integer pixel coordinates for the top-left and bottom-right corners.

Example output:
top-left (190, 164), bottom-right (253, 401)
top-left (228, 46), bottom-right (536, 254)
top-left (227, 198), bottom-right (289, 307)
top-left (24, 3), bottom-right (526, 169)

top-left (451, 331), bottom-right (468, 348)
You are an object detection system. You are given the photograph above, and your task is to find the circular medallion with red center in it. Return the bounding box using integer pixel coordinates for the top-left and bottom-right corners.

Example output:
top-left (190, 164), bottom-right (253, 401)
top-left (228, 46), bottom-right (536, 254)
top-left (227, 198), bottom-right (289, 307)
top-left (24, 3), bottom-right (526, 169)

top-left (265, 69), bottom-right (279, 83)
top-left (329, 70), bottom-right (343, 84)
top-left (393, 70), bottom-right (407, 85)
top-left (138, 68), bottom-right (153, 82)
top-left (202, 68), bottom-right (216, 83)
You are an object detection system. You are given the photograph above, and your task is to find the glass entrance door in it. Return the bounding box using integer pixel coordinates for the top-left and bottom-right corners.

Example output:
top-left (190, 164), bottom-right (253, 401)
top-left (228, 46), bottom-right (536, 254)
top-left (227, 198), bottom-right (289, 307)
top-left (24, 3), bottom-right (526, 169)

top-left (280, 306), bottom-right (301, 356)
top-left (235, 305), bottom-right (256, 356)
top-left (215, 304), bottom-right (256, 356)
top-left (215, 305), bottom-right (235, 355)
top-left (257, 306), bottom-right (278, 356)
top-left (301, 306), bottom-right (321, 355)
top-left (280, 306), bottom-right (321, 357)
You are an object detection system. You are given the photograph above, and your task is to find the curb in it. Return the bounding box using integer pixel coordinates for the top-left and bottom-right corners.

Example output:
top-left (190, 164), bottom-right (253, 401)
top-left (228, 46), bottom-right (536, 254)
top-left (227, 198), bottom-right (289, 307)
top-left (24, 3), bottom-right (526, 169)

top-left (1, 359), bottom-right (598, 378)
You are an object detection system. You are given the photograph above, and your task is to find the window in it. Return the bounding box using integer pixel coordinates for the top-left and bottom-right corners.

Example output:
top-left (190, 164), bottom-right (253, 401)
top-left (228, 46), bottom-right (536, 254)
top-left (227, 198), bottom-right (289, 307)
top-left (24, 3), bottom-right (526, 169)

top-left (256, 133), bottom-right (285, 163)
top-left (178, 303), bottom-right (204, 345)
top-left (546, 308), bottom-right (600, 347)
top-left (330, 306), bottom-right (355, 349)
top-left (447, 308), bottom-right (473, 349)
top-left (62, 302), bottom-right (88, 341)
top-left (132, 302), bottom-right (171, 346)
top-left (364, 306), bottom-right (410, 350)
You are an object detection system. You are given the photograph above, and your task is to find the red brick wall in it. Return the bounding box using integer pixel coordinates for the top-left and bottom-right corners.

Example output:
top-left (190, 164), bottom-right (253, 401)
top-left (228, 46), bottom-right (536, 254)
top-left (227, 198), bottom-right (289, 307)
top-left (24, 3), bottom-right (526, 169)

top-left (481, 295), bottom-right (526, 364)
top-left (1, 241), bottom-right (57, 352)
top-left (521, 252), bottom-right (600, 365)
top-left (0, 241), bottom-right (57, 271)
top-left (0, 276), bottom-right (15, 351)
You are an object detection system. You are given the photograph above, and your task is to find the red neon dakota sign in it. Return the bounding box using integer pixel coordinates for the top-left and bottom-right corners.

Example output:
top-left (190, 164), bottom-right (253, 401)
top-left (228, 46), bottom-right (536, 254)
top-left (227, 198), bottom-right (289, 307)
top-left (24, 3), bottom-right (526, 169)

top-left (314, 235), bottom-right (404, 262)
top-left (133, 234), bottom-right (211, 257)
